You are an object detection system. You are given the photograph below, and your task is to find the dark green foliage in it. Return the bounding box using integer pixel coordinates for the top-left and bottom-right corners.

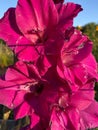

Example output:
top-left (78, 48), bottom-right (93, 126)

top-left (0, 39), bottom-right (14, 76)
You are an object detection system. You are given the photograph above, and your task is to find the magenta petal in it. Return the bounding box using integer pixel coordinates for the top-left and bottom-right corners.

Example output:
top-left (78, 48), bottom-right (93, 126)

top-left (0, 80), bottom-right (16, 108)
top-left (5, 61), bottom-right (41, 85)
top-left (36, 55), bottom-right (51, 76)
top-left (68, 56), bottom-right (98, 86)
top-left (67, 108), bottom-right (80, 130)
top-left (5, 61), bottom-right (29, 83)
top-left (0, 79), bottom-right (27, 109)
top-left (80, 101), bottom-right (98, 129)
top-left (57, 64), bottom-right (79, 91)
top-left (16, 0), bottom-right (58, 43)
top-left (0, 8), bottom-right (22, 49)
top-left (14, 100), bottom-right (31, 120)
top-left (0, 79), bottom-right (26, 109)
top-left (82, 54), bottom-right (98, 81)
top-left (45, 31), bottom-right (64, 66)
top-left (15, 37), bottom-right (39, 62)
top-left (29, 114), bottom-right (40, 129)
top-left (50, 108), bottom-right (67, 130)
top-left (61, 30), bottom-right (93, 66)
top-left (50, 108), bottom-right (79, 130)
top-left (69, 64), bottom-right (88, 85)
top-left (57, 3), bottom-right (83, 29)
top-left (0, 90), bottom-right (15, 109)
top-left (71, 82), bottom-right (95, 110)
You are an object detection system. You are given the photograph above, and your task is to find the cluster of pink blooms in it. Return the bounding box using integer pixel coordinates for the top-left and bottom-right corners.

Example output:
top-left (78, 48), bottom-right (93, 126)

top-left (0, 0), bottom-right (98, 130)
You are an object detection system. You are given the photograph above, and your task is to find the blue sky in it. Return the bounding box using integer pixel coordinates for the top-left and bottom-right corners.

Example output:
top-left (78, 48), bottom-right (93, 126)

top-left (66, 0), bottom-right (98, 26)
top-left (0, 0), bottom-right (98, 26)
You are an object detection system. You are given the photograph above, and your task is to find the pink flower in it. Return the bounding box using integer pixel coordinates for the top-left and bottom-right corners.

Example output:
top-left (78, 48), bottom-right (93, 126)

top-left (0, 0), bottom-right (82, 62)
top-left (49, 82), bottom-right (98, 130)
top-left (0, 0), bottom-right (98, 130)
top-left (56, 27), bottom-right (98, 91)
top-left (0, 62), bottom-right (98, 130)
top-left (0, 61), bottom-right (66, 129)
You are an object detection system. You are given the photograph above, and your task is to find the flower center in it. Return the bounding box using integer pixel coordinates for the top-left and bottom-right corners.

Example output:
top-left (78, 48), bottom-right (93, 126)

top-left (58, 94), bottom-right (69, 109)
top-left (30, 82), bottom-right (44, 95)
top-left (20, 82), bottom-right (44, 96)
top-left (51, 93), bottom-right (70, 112)
top-left (28, 28), bottom-right (48, 44)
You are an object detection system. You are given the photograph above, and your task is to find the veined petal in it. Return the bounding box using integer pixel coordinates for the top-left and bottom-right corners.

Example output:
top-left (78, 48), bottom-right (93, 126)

top-left (5, 61), bottom-right (41, 84)
top-left (82, 54), bottom-right (98, 81)
top-left (0, 8), bottom-right (22, 49)
top-left (14, 100), bottom-right (32, 119)
top-left (57, 2), bottom-right (83, 29)
top-left (61, 29), bottom-right (93, 66)
top-left (0, 79), bottom-right (14, 108)
top-left (0, 89), bottom-right (16, 109)
top-left (80, 101), bottom-right (98, 129)
top-left (57, 64), bottom-right (79, 91)
top-left (15, 36), bottom-right (40, 62)
top-left (16, 0), bottom-right (58, 43)
top-left (67, 108), bottom-right (80, 130)
top-left (50, 108), bottom-right (67, 130)
top-left (29, 114), bottom-right (40, 129)
top-left (71, 82), bottom-right (95, 110)
top-left (0, 79), bottom-right (26, 109)
top-left (5, 61), bottom-right (29, 83)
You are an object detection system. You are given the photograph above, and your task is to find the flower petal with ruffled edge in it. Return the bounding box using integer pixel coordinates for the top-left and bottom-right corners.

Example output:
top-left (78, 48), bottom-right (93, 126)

top-left (0, 62), bottom-right (61, 129)
top-left (56, 2), bottom-right (83, 30)
top-left (0, 79), bottom-right (18, 109)
top-left (56, 28), bottom-right (96, 91)
top-left (0, 8), bottom-right (42, 62)
top-left (80, 101), bottom-right (98, 129)
top-left (49, 81), bottom-right (96, 130)
top-left (0, 1), bottom-right (83, 64)
top-left (61, 29), bottom-right (92, 66)
top-left (0, 8), bottom-right (22, 49)
top-left (15, 0), bottom-right (58, 43)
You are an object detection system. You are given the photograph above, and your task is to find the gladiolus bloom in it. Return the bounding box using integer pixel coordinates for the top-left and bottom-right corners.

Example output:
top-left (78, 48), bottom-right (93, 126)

top-left (0, 0), bottom-right (98, 130)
